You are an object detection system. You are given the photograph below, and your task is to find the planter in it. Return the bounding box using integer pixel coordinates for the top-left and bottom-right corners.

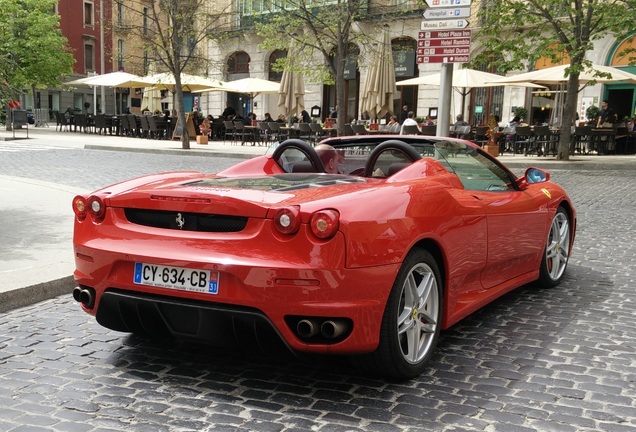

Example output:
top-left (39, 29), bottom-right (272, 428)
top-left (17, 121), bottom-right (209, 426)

top-left (483, 144), bottom-right (499, 157)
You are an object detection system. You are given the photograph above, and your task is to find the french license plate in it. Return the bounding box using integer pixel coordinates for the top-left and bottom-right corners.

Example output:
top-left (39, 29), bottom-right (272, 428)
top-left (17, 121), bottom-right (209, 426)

top-left (133, 263), bottom-right (219, 294)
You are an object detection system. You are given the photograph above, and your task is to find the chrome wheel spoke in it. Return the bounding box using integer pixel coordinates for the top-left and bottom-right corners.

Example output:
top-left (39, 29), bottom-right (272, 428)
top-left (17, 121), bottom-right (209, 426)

top-left (398, 263), bottom-right (439, 364)
top-left (545, 212), bottom-right (570, 280)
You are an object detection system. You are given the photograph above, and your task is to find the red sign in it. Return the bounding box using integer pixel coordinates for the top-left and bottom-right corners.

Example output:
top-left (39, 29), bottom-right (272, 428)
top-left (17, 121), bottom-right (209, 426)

top-left (418, 30), bottom-right (472, 39)
top-left (417, 54), bottom-right (471, 64)
top-left (417, 47), bottom-right (470, 56)
top-left (417, 29), bottom-right (472, 64)
top-left (418, 37), bottom-right (471, 48)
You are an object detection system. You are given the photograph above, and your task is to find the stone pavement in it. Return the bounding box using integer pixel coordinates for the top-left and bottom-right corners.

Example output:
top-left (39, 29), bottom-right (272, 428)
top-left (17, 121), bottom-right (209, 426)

top-left (0, 125), bottom-right (634, 313)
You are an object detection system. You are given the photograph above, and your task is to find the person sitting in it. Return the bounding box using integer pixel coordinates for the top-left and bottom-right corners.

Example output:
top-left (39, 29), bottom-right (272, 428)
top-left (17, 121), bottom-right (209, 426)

top-left (301, 110), bottom-right (311, 123)
top-left (387, 115), bottom-right (400, 134)
top-left (315, 144), bottom-right (343, 174)
top-left (453, 114), bottom-right (470, 138)
top-left (243, 112), bottom-right (257, 125)
top-left (400, 111), bottom-right (421, 134)
top-left (424, 115), bottom-right (435, 126)
top-left (263, 112), bottom-right (275, 123)
top-left (276, 114), bottom-right (286, 123)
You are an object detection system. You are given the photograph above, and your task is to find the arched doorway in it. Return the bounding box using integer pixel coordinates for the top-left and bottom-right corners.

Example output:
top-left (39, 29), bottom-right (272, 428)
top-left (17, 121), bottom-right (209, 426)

top-left (605, 35), bottom-right (636, 121)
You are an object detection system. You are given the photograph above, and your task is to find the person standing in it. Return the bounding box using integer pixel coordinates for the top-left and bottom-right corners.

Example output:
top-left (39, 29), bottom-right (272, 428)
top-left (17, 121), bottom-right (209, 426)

top-left (597, 100), bottom-right (616, 127)
top-left (399, 105), bottom-right (409, 124)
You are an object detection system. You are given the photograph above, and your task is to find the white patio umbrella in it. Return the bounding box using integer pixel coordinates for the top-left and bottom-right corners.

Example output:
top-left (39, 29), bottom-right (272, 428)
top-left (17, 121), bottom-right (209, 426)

top-left (198, 77), bottom-right (281, 113)
top-left (278, 43), bottom-right (306, 117)
top-left (486, 63), bottom-right (636, 86)
top-left (143, 72), bottom-right (226, 93)
top-left (65, 71), bottom-right (150, 88)
top-left (65, 71), bottom-right (152, 114)
top-left (397, 67), bottom-right (544, 117)
top-left (487, 63), bottom-right (636, 125)
top-left (359, 25), bottom-right (396, 121)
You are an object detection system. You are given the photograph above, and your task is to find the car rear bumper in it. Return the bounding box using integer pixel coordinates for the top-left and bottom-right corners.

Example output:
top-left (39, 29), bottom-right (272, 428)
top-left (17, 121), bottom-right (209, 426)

top-left (73, 239), bottom-right (400, 354)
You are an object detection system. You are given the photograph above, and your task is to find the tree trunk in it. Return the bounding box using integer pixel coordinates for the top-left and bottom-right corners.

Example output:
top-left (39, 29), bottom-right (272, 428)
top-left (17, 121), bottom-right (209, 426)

top-left (335, 40), bottom-right (347, 136)
top-left (174, 80), bottom-right (190, 150)
top-left (556, 73), bottom-right (580, 160)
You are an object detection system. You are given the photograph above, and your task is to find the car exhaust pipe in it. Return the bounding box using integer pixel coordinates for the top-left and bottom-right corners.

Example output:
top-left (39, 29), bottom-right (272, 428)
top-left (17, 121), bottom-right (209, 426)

top-left (321, 320), bottom-right (350, 339)
top-left (74, 286), bottom-right (96, 309)
top-left (72, 286), bottom-right (83, 302)
top-left (297, 319), bottom-right (320, 338)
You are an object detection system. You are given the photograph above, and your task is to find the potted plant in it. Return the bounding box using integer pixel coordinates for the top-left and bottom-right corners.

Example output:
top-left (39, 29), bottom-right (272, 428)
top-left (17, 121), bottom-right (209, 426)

top-left (483, 115), bottom-right (501, 157)
top-left (586, 105), bottom-right (600, 124)
top-left (513, 106), bottom-right (528, 122)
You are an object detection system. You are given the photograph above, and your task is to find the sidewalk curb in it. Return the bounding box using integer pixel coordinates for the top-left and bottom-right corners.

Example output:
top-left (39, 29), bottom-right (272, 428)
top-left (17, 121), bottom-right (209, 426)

top-left (84, 144), bottom-right (254, 159)
top-left (0, 276), bottom-right (75, 313)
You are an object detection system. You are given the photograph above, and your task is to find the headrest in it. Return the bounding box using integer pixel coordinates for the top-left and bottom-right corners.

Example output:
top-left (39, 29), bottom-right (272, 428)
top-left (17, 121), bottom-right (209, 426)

top-left (292, 161), bottom-right (317, 173)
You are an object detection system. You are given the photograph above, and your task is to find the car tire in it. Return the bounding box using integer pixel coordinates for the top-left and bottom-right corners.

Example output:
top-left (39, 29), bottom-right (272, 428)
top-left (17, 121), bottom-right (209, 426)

top-left (356, 248), bottom-right (443, 379)
top-left (537, 206), bottom-right (571, 288)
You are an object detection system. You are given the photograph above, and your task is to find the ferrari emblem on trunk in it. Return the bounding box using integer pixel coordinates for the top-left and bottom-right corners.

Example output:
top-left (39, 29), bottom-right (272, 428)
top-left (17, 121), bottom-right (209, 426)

top-left (176, 213), bottom-right (185, 229)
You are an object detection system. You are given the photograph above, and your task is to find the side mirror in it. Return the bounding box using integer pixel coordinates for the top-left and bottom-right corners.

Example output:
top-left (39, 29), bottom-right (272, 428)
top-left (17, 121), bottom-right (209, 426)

top-left (525, 167), bottom-right (550, 184)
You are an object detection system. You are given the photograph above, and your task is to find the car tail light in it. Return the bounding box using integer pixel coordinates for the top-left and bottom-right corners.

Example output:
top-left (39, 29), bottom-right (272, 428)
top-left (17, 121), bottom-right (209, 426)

top-left (72, 195), bottom-right (87, 221)
top-left (310, 210), bottom-right (339, 239)
top-left (87, 195), bottom-right (106, 222)
top-left (274, 206), bottom-right (301, 234)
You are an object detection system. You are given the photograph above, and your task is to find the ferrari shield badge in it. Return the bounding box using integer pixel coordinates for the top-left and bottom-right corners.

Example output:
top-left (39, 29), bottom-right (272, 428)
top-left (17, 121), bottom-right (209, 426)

top-left (541, 188), bottom-right (551, 199)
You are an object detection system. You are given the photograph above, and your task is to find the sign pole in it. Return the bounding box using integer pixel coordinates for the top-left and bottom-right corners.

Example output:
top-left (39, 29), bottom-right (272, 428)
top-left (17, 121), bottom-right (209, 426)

top-left (437, 63), bottom-right (453, 137)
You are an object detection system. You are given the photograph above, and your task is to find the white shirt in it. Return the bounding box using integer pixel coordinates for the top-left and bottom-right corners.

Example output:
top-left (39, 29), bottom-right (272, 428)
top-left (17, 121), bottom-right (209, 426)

top-left (400, 118), bottom-right (421, 134)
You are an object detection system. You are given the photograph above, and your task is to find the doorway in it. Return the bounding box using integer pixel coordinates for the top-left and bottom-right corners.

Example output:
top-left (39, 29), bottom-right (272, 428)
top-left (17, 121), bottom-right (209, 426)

top-left (606, 87), bottom-right (634, 121)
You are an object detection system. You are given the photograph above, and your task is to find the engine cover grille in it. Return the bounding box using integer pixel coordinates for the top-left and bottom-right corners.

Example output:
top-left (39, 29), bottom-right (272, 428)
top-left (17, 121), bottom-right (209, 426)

top-left (124, 209), bottom-right (248, 232)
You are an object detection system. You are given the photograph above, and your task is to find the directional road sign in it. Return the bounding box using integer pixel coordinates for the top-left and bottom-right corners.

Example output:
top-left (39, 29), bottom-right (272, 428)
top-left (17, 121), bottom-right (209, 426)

top-left (425, 0), bottom-right (472, 7)
top-left (417, 47), bottom-right (470, 56)
top-left (418, 37), bottom-right (471, 48)
top-left (418, 30), bottom-right (472, 39)
top-left (417, 54), bottom-right (471, 64)
top-left (423, 7), bottom-right (471, 19)
top-left (421, 19), bottom-right (469, 30)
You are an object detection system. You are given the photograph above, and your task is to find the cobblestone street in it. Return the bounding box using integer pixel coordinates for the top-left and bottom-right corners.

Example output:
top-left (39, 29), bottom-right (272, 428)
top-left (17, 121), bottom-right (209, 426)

top-left (1, 147), bottom-right (635, 431)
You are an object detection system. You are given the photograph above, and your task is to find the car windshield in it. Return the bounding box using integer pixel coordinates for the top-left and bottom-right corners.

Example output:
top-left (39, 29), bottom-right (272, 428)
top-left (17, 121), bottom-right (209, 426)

top-left (269, 138), bottom-right (515, 191)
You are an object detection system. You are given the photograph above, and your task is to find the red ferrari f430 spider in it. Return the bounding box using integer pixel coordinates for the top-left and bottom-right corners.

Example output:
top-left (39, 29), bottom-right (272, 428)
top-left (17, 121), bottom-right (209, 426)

top-left (72, 136), bottom-right (576, 378)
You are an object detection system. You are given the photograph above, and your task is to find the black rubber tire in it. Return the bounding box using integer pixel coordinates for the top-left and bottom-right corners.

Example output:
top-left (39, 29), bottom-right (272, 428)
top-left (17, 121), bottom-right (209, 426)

top-left (355, 248), bottom-right (443, 379)
top-left (537, 206), bottom-right (571, 288)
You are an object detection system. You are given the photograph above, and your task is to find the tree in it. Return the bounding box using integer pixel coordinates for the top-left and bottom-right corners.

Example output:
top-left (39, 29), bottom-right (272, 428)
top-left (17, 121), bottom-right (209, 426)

top-left (0, 0), bottom-right (74, 115)
top-left (118, 0), bottom-right (228, 149)
top-left (256, 0), bottom-right (369, 135)
top-left (473, 0), bottom-right (636, 160)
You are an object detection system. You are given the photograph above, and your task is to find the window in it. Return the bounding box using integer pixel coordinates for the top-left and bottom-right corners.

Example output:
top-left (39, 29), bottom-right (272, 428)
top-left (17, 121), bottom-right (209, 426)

top-left (117, 2), bottom-right (124, 26)
top-left (227, 52), bottom-right (250, 74)
top-left (143, 52), bottom-right (149, 75)
top-left (84, 1), bottom-right (94, 26)
top-left (143, 7), bottom-right (149, 35)
top-left (117, 40), bottom-right (124, 71)
top-left (268, 50), bottom-right (287, 82)
top-left (84, 42), bottom-right (94, 71)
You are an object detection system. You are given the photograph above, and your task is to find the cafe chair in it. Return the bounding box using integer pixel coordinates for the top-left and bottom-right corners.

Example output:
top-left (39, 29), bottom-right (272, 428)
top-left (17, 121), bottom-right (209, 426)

top-left (267, 122), bottom-right (288, 142)
top-left (420, 125), bottom-right (437, 136)
top-left (351, 123), bottom-right (369, 135)
top-left (223, 120), bottom-right (236, 145)
top-left (309, 123), bottom-right (330, 143)
top-left (513, 126), bottom-right (533, 155)
top-left (472, 126), bottom-right (489, 147)
top-left (529, 125), bottom-right (552, 156)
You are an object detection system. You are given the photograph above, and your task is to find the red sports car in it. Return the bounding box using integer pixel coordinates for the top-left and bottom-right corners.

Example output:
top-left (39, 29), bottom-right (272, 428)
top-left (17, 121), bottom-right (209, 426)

top-left (72, 136), bottom-right (576, 379)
